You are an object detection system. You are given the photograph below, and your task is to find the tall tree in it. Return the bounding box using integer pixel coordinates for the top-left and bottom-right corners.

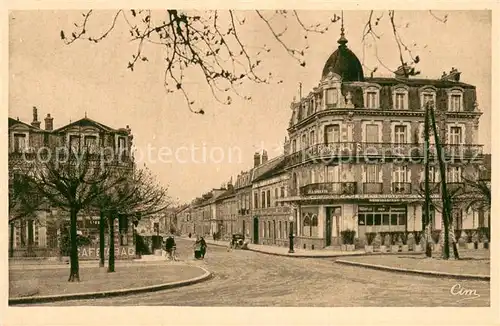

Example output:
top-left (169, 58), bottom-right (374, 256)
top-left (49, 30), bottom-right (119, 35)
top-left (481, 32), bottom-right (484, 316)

top-left (91, 165), bottom-right (171, 272)
top-left (60, 10), bottom-right (447, 113)
top-left (18, 144), bottom-right (126, 281)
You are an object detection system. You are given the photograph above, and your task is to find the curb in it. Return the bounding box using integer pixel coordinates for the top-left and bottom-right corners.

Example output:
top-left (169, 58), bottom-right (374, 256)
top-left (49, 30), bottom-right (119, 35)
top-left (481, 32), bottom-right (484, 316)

top-left (335, 259), bottom-right (490, 281)
top-left (182, 238), bottom-right (229, 248)
top-left (9, 266), bottom-right (212, 305)
top-left (246, 247), bottom-right (424, 259)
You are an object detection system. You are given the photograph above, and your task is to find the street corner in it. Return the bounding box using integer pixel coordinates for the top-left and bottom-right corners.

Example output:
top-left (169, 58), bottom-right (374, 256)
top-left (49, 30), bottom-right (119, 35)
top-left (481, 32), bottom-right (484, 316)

top-left (9, 263), bottom-right (212, 305)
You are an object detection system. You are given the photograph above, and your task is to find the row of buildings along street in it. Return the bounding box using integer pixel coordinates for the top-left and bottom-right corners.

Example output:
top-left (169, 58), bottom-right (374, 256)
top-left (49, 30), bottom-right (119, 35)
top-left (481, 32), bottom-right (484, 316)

top-left (8, 18), bottom-right (491, 259)
top-left (176, 28), bottom-right (491, 251)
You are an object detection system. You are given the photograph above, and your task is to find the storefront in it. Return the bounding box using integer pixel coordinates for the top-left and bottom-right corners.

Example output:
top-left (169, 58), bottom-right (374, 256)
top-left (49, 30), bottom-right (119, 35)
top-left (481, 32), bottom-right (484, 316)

top-left (357, 204), bottom-right (408, 241)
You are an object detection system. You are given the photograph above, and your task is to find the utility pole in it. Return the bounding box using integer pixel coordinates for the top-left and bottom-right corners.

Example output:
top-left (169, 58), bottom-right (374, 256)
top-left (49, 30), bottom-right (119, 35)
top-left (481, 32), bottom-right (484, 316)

top-left (423, 102), bottom-right (432, 258)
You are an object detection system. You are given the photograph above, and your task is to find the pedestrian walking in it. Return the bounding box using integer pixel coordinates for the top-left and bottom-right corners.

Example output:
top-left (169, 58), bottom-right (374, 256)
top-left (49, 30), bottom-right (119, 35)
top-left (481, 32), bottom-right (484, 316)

top-left (165, 234), bottom-right (177, 261)
top-left (200, 236), bottom-right (207, 259)
top-left (194, 236), bottom-right (202, 259)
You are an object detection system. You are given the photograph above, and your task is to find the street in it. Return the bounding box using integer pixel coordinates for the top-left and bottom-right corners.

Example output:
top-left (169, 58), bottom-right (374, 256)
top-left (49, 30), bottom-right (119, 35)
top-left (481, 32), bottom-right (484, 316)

top-left (39, 239), bottom-right (489, 307)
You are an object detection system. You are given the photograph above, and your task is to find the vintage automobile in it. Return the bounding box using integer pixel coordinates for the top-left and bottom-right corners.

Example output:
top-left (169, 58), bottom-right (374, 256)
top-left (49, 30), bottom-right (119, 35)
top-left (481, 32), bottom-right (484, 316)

top-left (231, 233), bottom-right (246, 249)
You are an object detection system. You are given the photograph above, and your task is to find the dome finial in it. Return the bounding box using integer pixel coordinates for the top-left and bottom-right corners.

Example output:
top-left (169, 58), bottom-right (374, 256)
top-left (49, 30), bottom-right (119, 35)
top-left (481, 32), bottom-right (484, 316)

top-left (338, 10), bottom-right (348, 46)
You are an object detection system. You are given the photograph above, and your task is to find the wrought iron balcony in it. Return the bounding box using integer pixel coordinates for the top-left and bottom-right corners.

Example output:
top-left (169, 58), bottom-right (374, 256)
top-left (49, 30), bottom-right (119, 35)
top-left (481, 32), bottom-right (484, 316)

top-left (285, 142), bottom-right (484, 167)
top-left (442, 144), bottom-right (483, 159)
top-left (300, 182), bottom-right (357, 196)
top-left (363, 182), bottom-right (383, 194)
top-left (253, 206), bottom-right (291, 215)
top-left (419, 182), bottom-right (441, 194)
top-left (392, 182), bottom-right (412, 194)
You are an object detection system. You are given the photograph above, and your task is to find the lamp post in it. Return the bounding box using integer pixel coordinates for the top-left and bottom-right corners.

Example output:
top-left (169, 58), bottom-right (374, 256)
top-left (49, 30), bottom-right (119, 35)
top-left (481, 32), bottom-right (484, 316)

top-left (288, 214), bottom-right (295, 253)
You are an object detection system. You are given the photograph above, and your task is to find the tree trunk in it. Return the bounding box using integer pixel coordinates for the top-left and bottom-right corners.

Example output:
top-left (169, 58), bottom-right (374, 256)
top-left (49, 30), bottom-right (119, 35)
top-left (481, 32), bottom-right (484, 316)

top-left (9, 222), bottom-right (14, 258)
top-left (108, 214), bottom-right (115, 273)
top-left (450, 206), bottom-right (460, 259)
top-left (428, 105), bottom-right (451, 259)
top-left (423, 104), bottom-right (432, 258)
top-left (27, 219), bottom-right (34, 257)
top-left (99, 210), bottom-right (105, 268)
top-left (68, 208), bottom-right (80, 282)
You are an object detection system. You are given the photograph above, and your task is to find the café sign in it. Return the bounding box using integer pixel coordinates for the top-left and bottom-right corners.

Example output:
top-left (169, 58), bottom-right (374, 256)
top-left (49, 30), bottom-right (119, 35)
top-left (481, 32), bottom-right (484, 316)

top-left (78, 246), bottom-right (136, 260)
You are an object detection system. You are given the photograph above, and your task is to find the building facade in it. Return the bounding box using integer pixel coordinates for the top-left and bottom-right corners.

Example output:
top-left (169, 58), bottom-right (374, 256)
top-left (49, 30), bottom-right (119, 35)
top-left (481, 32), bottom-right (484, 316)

top-left (277, 27), bottom-right (486, 249)
top-left (234, 168), bottom-right (253, 239)
top-left (251, 154), bottom-right (291, 246)
top-left (215, 183), bottom-right (238, 239)
top-left (8, 107), bottom-right (135, 258)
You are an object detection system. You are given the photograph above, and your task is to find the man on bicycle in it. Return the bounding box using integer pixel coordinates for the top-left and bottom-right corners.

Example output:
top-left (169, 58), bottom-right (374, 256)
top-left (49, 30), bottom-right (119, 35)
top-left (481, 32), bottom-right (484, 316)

top-left (165, 234), bottom-right (177, 261)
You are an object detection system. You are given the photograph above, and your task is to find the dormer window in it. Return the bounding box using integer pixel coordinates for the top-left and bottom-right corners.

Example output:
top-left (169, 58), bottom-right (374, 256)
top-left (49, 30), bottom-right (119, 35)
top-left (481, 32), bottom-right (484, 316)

top-left (326, 88), bottom-right (338, 106)
top-left (447, 87), bottom-right (464, 112)
top-left (392, 85), bottom-right (409, 110)
top-left (84, 135), bottom-right (98, 153)
top-left (12, 133), bottom-right (27, 152)
top-left (69, 134), bottom-right (80, 152)
top-left (419, 86), bottom-right (437, 109)
top-left (363, 85), bottom-right (381, 109)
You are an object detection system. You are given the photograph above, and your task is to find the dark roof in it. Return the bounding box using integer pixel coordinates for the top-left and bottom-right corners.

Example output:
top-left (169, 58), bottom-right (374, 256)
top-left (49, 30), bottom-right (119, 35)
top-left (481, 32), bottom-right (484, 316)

top-left (253, 156), bottom-right (287, 182)
top-left (215, 187), bottom-right (236, 201)
top-left (365, 77), bottom-right (475, 89)
top-left (53, 117), bottom-right (119, 133)
top-left (8, 117), bottom-right (44, 131)
top-left (321, 35), bottom-right (364, 82)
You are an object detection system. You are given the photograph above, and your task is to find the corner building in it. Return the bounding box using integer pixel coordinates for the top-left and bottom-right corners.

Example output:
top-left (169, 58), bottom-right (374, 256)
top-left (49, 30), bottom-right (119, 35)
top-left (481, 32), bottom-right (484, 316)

top-left (277, 28), bottom-right (485, 249)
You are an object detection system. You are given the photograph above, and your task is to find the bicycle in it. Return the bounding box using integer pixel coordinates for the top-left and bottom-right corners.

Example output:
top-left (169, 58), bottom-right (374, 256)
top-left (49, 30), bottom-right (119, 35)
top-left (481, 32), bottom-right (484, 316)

top-left (167, 246), bottom-right (178, 261)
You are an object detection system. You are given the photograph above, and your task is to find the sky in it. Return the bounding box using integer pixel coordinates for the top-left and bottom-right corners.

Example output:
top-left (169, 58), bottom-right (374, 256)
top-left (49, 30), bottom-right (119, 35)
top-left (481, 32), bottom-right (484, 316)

top-left (8, 10), bottom-right (492, 204)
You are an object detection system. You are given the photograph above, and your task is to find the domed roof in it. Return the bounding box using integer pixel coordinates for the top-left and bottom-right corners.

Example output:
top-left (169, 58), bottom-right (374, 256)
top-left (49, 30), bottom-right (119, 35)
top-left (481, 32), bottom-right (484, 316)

top-left (321, 29), bottom-right (364, 82)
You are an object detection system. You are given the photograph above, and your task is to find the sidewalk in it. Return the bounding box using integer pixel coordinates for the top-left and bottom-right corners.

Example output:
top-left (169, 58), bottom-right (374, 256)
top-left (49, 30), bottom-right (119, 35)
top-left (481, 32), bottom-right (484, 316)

top-left (336, 250), bottom-right (490, 280)
top-left (182, 237), bottom-right (368, 258)
top-left (9, 261), bottom-right (212, 304)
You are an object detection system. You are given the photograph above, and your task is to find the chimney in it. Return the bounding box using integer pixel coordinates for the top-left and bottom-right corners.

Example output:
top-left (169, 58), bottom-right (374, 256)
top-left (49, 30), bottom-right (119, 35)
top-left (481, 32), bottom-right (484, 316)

top-left (261, 150), bottom-right (268, 164)
top-left (441, 67), bottom-right (461, 82)
top-left (31, 106), bottom-right (41, 128)
top-left (254, 152), bottom-right (261, 167)
top-left (44, 113), bottom-right (54, 131)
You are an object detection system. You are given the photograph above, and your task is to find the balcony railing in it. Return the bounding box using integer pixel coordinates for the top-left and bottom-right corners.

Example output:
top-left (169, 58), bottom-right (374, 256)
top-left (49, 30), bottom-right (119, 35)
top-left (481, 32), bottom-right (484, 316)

top-left (285, 142), bottom-right (484, 166)
top-left (392, 182), bottom-right (412, 194)
top-left (253, 206), bottom-right (291, 215)
top-left (363, 182), bottom-right (383, 194)
top-left (300, 182), bottom-right (357, 196)
top-left (419, 182), bottom-right (441, 194)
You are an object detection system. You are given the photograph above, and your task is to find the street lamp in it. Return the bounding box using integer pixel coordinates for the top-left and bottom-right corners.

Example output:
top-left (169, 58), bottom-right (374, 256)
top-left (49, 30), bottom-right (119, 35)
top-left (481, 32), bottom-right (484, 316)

top-left (288, 214), bottom-right (295, 253)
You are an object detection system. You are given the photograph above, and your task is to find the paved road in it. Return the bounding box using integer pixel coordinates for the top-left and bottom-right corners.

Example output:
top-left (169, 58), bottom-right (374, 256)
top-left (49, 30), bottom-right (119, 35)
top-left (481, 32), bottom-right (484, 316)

top-left (36, 239), bottom-right (490, 307)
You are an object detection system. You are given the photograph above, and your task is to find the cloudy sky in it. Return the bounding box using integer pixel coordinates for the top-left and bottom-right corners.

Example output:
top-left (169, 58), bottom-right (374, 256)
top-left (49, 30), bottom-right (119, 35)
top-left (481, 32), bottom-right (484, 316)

top-left (9, 10), bottom-right (491, 203)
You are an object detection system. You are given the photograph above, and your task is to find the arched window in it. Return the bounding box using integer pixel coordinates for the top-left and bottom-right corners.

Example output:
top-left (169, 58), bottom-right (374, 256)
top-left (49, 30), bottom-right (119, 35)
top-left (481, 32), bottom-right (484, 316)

top-left (303, 214), bottom-right (311, 226)
top-left (302, 213), bottom-right (311, 237)
top-left (311, 214), bottom-right (318, 227)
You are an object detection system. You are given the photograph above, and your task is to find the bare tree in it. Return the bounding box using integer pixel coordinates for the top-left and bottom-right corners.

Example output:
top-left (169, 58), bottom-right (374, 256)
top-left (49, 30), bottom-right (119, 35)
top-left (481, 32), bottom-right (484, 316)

top-left (18, 145), bottom-right (126, 281)
top-left (60, 10), bottom-right (448, 113)
top-left (91, 165), bottom-right (171, 272)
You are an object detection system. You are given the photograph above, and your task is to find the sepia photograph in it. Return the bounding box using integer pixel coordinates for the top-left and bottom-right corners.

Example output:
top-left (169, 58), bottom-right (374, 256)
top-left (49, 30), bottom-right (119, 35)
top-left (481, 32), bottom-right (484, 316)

top-left (3, 4), bottom-right (497, 325)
